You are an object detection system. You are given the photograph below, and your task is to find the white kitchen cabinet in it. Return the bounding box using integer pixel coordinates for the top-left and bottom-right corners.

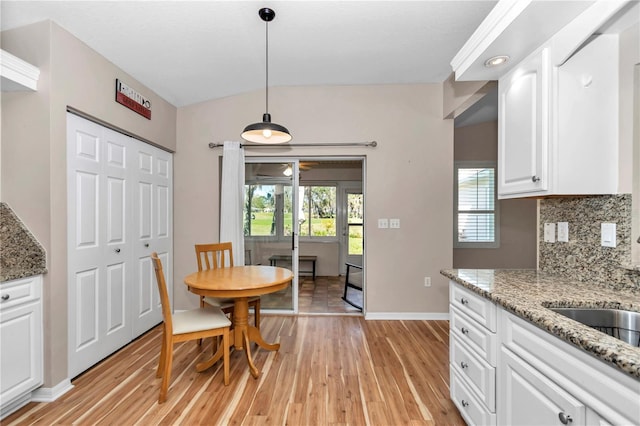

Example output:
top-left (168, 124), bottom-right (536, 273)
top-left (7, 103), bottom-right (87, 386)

top-left (555, 35), bottom-right (619, 195)
top-left (498, 309), bottom-right (640, 426)
top-left (498, 47), bottom-right (550, 197)
top-left (499, 346), bottom-right (586, 425)
top-left (498, 34), bottom-right (620, 199)
top-left (449, 282), bottom-right (497, 425)
top-left (448, 281), bottom-right (640, 425)
top-left (0, 275), bottom-right (43, 418)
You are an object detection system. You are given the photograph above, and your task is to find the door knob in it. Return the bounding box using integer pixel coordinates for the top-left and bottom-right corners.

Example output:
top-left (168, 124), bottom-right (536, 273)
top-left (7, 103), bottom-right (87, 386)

top-left (115, 248), bottom-right (121, 253)
top-left (144, 243), bottom-right (149, 247)
top-left (1, 294), bottom-right (9, 301)
top-left (532, 175), bottom-right (541, 182)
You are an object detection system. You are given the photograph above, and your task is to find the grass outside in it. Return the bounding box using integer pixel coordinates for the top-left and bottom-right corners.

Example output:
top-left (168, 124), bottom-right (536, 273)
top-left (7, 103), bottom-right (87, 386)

top-left (246, 212), bottom-right (363, 254)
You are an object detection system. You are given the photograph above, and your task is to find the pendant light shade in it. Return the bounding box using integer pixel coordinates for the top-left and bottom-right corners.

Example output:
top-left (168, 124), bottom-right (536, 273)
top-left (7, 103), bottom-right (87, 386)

top-left (242, 113), bottom-right (291, 144)
top-left (241, 8), bottom-right (291, 144)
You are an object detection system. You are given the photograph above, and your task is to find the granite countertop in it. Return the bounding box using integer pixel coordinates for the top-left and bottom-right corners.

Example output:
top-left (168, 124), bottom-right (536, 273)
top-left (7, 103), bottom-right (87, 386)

top-left (440, 268), bottom-right (640, 379)
top-left (1, 202), bottom-right (47, 282)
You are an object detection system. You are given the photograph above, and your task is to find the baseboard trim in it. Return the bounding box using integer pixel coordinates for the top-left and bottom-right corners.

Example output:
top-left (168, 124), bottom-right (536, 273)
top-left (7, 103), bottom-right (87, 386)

top-left (31, 379), bottom-right (74, 402)
top-left (364, 312), bottom-right (450, 320)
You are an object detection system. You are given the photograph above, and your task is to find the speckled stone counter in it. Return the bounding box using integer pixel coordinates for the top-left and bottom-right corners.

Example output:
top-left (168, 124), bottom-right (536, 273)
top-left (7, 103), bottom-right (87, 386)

top-left (440, 268), bottom-right (640, 379)
top-left (1, 202), bottom-right (47, 282)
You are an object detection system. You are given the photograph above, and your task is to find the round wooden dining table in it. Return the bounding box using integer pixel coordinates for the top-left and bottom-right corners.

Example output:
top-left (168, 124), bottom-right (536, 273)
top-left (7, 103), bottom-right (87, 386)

top-left (184, 265), bottom-right (293, 378)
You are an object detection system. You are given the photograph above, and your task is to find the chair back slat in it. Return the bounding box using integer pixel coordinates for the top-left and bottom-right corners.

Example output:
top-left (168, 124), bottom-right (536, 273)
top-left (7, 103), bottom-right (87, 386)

top-left (151, 252), bottom-right (173, 334)
top-left (195, 242), bottom-right (234, 271)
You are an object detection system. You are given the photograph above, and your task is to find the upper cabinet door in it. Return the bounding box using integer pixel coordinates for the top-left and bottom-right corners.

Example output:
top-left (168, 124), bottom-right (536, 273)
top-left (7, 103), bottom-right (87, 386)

top-left (498, 47), bottom-right (550, 198)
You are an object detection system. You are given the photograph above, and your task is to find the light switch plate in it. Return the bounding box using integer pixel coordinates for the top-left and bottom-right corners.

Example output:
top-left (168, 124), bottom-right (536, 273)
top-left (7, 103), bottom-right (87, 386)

top-left (601, 223), bottom-right (616, 247)
top-left (544, 223), bottom-right (556, 243)
top-left (390, 218), bottom-right (400, 229)
top-left (557, 222), bottom-right (569, 242)
top-left (378, 218), bottom-right (388, 229)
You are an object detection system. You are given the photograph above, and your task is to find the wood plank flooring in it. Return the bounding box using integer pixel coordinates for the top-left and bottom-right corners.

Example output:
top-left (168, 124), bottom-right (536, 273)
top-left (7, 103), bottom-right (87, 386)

top-left (4, 316), bottom-right (464, 425)
top-left (260, 276), bottom-right (363, 314)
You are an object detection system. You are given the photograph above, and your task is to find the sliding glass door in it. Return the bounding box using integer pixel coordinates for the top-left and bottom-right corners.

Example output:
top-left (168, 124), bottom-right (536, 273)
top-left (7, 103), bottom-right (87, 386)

top-left (244, 160), bottom-right (298, 313)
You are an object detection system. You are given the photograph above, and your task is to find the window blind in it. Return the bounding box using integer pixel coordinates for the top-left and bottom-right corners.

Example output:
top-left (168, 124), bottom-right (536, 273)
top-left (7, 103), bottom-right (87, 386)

top-left (457, 168), bottom-right (495, 243)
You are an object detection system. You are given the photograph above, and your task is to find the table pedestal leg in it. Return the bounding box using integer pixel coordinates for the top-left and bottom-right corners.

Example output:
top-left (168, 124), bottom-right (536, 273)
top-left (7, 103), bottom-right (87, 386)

top-left (247, 326), bottom-right (280, 351)
top-left (195, 296), bottom-right (282, 378)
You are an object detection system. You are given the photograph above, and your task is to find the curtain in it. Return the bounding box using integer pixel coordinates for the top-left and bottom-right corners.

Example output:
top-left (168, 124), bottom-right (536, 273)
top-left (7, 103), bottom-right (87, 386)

top-left (220, 141), bottom-right (245, 266)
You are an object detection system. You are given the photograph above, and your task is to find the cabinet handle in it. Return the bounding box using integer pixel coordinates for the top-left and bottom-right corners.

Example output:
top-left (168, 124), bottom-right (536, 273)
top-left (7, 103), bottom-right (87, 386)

top-left (558, 412), bottom-right (573, 424)
top-left (461, 400), bottom-right (469, 408)
top-left (460, 298), bottom-right (469, 305)
top-left (460, 361), bottom-right (468, 369)
top-left (461, 327), bottom-right (469, 335)
top-left (144, 243), bottom-right (149, 248)
top-left (1, 294), bottom-right (9, 301)
top-left (531, 175), bottom-right (541, 183)
top-left (115, 248), bottom-right (121, 253)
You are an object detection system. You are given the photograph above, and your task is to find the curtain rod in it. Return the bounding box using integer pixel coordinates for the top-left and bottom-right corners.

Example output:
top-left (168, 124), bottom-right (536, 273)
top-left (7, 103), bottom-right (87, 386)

top-left (208, 141), bottom-right (377, 149)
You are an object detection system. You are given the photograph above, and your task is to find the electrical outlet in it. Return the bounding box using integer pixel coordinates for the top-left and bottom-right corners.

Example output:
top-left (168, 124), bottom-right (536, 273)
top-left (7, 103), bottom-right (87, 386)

top-left (390, 218), bottom-right (400, 229)
top-left (544, 223), bottom-right (556, 243)
top-left (557, 222), bottom-right (569, 242)
top-left (378, 218), bottom-right (388, 229)
top-left (424, 276), bottom-right (431, 287)
top-left (601, 223), bottom-right (616, 247)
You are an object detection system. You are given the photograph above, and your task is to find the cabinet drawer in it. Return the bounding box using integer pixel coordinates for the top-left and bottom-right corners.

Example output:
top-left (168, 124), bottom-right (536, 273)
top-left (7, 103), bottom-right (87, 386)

top-left (0, 276), bottom-right (42, 311)
top-left (451, 369), bottom-right (496, 426)
top-left (450, 282), bottom-right (496, 332)
top-left (451, 334), bottom-right (496, 412)
top-left (499, 346), bottom-right (586, 425)
top-left (450, 305), bottom-right (497, 366)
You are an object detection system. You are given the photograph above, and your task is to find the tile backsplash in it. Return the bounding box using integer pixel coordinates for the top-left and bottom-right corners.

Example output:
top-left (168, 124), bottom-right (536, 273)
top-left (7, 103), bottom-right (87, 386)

top-left (539, 194), bottom-right (639, 290)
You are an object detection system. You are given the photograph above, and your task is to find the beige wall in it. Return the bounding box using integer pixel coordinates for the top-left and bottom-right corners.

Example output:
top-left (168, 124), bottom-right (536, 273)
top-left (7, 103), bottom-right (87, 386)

top-left (442, 73), bottom-right (496, 119)
top-left (1, 21), bottom-right (177, 387)
top-left (175, 84), bottom-right (453, 315)
top-left (453, 121), bottom-right (537, 269)
top-left (618, 23), bottom-right (639, 194)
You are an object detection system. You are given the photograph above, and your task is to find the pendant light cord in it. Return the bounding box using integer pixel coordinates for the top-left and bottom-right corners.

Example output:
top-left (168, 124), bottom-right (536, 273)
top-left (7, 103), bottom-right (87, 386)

top-left (265, 18), bottom-right (269, 115)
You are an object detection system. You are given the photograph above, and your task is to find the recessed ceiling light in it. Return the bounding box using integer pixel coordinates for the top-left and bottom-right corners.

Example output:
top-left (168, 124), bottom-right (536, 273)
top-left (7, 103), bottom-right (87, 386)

top-left (484, 55), bottom-right (510, 67)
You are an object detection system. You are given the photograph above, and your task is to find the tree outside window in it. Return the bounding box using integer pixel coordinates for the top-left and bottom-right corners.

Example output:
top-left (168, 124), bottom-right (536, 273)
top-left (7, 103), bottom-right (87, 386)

top-left (299, 186), bottom-right (336, 237)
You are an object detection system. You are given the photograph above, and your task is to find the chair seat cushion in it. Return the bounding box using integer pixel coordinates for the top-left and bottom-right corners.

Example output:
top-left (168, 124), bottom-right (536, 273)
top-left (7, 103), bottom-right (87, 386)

top-left (203, 297), bottom-right (234, 308)
top-left (203, 296), bottom-right (260, 308)
top-left (172, 306), bottom-right (231, 335)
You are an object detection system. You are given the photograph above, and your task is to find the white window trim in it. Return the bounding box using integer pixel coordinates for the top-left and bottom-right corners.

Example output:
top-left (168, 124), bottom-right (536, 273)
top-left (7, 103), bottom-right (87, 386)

top-left (298, 181), bottom-right (339, 242)
top-left (454, 161), bottom-right (500, 249)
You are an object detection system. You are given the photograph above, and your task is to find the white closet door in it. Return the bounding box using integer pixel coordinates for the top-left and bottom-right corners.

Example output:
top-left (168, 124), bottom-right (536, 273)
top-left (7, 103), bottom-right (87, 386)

top-left (67, 113), bottom-right (173, 377)
top-left (67, 115), bottom-right (132, 377)
top-left (131, 140), bottom-right (172, 336)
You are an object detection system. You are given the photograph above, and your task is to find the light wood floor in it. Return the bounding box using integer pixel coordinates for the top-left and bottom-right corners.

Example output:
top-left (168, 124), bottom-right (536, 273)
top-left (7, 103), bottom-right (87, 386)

top-left (261, 275), bottom-right (363, 314)
top-left (5, 316), bottom-right (464, 425)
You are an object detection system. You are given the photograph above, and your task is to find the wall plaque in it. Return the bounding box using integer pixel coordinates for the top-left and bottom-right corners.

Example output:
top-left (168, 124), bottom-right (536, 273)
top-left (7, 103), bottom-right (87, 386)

top-left (115, 79), bottom-right (151, 119)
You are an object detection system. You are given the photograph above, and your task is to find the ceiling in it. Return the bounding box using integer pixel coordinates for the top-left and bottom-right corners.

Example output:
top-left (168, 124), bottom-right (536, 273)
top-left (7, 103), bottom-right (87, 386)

top-left (1, 0), bottom-right (498, 109)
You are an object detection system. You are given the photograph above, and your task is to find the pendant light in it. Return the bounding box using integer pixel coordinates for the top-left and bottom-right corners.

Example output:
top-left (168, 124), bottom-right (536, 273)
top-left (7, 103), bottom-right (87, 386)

top-left (241, 8), bottom-right (292, 144)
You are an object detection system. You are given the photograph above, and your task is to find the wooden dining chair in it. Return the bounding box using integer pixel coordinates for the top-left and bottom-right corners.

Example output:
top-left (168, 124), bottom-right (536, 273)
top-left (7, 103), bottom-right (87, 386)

top-left (195, 242), bottom-right (261, 329)
top-left (151, 252), bottom-right (230, 404)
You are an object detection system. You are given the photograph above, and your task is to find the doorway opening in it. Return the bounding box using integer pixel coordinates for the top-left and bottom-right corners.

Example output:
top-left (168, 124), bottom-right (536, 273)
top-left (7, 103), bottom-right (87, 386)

top-left (243, 157), bottom-right (364, 315)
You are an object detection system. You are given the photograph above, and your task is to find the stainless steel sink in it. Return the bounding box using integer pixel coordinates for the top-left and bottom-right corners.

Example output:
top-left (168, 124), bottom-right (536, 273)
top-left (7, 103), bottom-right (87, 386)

top-left (550, 308), bottom-right (640, 347)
